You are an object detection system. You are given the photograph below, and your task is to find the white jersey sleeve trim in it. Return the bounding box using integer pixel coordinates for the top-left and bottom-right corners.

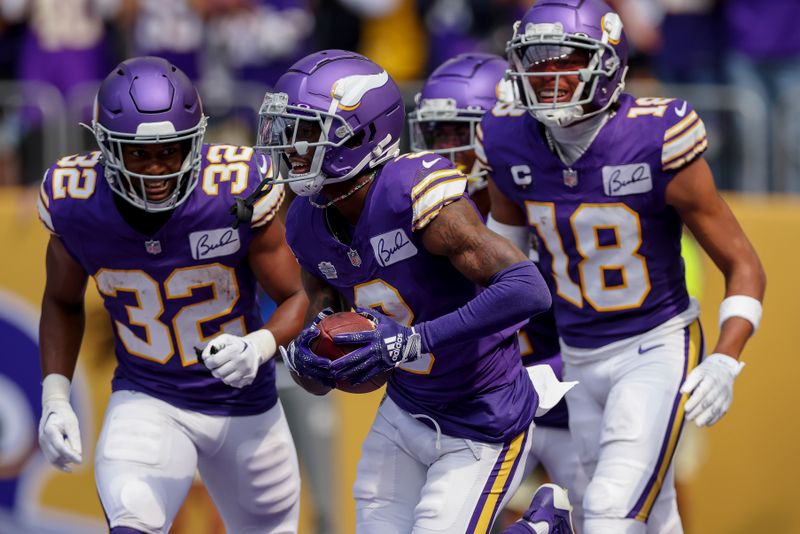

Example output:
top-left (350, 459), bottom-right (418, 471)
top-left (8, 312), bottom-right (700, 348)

top-left (662, 114), bottom-right (707, 171)
top-left (474, 123), bottom-right (492, 171)
top-left (37, 169), bottom-right (56, 234)
top-left (251, 183), bottom-right (285, 228)
top-left (411, 177), bottom-right (467, 230)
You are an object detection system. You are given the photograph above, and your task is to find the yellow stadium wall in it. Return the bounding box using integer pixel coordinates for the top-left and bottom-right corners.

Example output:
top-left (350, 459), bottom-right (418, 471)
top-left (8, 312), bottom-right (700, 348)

top-left (1, 189), bottom-right (797, 533)
top-left (682, 195), bottom-right (800, 534)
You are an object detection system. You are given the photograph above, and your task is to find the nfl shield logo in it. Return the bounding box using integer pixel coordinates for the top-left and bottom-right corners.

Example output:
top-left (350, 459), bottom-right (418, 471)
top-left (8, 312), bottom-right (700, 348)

top-left (347, 249), bottom-right (362, 267)
top-left (318, 261), bottom-right (338, 279)
top-left (563, 168), bottom-right (578, 188)
top-left (144, 239), bottom-right (162, 255)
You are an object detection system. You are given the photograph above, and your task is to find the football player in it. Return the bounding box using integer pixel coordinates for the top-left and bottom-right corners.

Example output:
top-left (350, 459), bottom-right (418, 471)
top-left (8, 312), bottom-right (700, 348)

top-left (478, 1), bottom-right (766, 533)
top-left (251, 49), bottom-right (560, 533)
top-left (408, 52), bottom-right (515, 215)
top-left (36, 57), bottom-right (306, 533)
top-left (410, 52), bottom-right (587, 528)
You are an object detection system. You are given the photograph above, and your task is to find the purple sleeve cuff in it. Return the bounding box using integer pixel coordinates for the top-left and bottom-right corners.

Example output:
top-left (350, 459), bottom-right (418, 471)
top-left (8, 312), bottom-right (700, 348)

top-left (415, 261), bottom-right (552, 354)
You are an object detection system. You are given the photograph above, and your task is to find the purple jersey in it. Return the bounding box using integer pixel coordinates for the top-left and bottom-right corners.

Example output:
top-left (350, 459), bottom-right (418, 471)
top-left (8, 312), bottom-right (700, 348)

top-left (519, 310), bottom-right (568, 428)
top-left (519, 309), bottom-right (559, 368)
top-left (285, 154), bottom-right (536, 443)
top-left (480, 94), bottom-right (703, 349)
top-left (37, 145), bottom-right (285, 416)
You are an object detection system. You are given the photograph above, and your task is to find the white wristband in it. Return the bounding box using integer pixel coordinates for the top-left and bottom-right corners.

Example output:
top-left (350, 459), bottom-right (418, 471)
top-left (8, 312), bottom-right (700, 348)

top-left (245, 329), bottom-right (277, 364)
top-left (42, 373), bottom-right (71, 403)
top-left (719, 295), bottom-right (762, 332)
top-left (487, 215), bottom-right (531, 256)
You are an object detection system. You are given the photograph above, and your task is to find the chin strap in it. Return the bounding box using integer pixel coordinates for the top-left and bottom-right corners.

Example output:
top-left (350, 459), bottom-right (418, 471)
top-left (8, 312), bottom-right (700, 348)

top-left (230, 178), bottom-right (274, 229)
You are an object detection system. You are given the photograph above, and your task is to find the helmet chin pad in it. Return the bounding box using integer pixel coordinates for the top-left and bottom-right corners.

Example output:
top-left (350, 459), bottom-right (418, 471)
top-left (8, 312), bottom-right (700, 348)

top-left (533, 105), bottom-right (585, 128)
top-left (289, 174), bottom-right (326, 197)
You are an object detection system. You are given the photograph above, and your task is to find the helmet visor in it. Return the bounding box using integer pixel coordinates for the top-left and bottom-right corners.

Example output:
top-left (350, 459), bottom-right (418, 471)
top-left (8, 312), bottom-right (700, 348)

top-left (93, 118), bottom-right (206, 212)
top-left (410, 119), bottom-right (475, 154)
top-left (520, 45), bottom-right (591, 72)
top-left (255, 92), bottom-right (353, 185)
top-left (507, 30), bottom-right (618, 112)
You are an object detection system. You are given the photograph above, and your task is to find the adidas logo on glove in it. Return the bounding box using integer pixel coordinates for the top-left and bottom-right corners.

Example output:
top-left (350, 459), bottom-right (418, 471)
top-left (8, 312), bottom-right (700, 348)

top-left (384, 333), bottom-right (404, 361)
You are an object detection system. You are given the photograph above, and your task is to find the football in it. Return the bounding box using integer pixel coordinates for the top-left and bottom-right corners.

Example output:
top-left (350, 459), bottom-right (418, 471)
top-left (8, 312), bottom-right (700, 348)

top-left (311, 311), bottom-right (392, 394)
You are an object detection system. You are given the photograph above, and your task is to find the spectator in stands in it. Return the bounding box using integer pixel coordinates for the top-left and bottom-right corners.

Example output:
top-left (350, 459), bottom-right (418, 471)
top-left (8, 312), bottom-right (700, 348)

top-left (117, 0), bottom-right (207, 80)
top-left (208, 0), bottom-right (315, 89)
top-left (4, 0), bottom-right (116, 186)
top-left (723, 0), bottom-right (800, 192)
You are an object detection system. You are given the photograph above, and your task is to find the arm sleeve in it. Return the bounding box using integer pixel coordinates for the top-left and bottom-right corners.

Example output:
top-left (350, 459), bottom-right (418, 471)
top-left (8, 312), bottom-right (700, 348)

top-left (415, 260), bottom-right (552, 353)
top-left (486, 215), bottom-right (530, 256)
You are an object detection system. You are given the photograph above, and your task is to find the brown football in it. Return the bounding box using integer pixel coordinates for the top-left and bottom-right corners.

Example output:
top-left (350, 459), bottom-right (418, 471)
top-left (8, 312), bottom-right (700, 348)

top-left (311, 311), bottom-right (391, 394)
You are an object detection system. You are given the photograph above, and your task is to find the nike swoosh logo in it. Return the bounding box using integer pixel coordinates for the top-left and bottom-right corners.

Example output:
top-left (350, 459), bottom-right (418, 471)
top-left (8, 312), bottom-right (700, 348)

top-left (638, 343), bottom-right (664, 355)
top-left (257, 154), bottom-right (269, 177)
top-left (422, 158), bottom-right (441, 169)
top-left (674, 101), bottom-right (688, 117)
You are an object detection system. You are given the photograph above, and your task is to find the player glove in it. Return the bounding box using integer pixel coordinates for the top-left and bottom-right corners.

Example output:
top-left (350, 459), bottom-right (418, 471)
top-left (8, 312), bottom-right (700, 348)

top-left (279, 309), bottom-right (336, 387)
top-left (680, 353), bottom-right (745, 427)
top-left (201, 330), bottom-right (277, 388)
top-left (38, 374), bottom-right (83, 472)
top-left (330, 307), bottom-right (421, 385)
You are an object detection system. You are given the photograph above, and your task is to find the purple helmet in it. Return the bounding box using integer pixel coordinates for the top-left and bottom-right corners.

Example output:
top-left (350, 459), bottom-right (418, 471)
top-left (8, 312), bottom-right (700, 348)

top-left (255, 50), bottom-right (404, 197)
top-left (409, 52), bottom-right (515, 151)
top-left (91, 56), bottom-right (207, 211)
top-left (506, 0), bottom-right (628, 127)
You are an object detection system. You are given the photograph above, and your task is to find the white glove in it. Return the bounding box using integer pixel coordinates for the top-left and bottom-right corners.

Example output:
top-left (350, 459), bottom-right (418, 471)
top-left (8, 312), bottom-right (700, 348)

top-left (38, 374), bottom-right (82, 472)
top-left (680, 353), bottom-right (745, 427)
top-left (526, 364), bottom-right (578, 418)
top-left (201, 330), bottom-right (277, 388)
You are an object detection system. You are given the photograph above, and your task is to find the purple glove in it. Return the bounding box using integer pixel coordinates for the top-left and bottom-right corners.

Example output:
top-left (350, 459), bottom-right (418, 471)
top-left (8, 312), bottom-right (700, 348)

top-left (329, 307), bottom-right (421, 385)
top-left (279, 308), bottom-right (335, 387)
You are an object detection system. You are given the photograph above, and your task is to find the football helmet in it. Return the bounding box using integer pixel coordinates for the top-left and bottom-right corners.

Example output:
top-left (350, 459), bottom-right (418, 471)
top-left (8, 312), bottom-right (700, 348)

top-left (91, 56), bottom-right (207, 212)
top-left (506, 0), bottom-right (628, 127)
top-left (255, 49), bottom-right (404, 197)
top-left (409, 53), bottom-right (514, 183)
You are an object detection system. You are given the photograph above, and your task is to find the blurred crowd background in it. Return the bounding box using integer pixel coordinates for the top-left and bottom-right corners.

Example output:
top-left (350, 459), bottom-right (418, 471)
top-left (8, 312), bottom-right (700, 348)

top-left (0, 0), bottom-right (799, 194)
top-left (1, 1), bottom-right (799, 534)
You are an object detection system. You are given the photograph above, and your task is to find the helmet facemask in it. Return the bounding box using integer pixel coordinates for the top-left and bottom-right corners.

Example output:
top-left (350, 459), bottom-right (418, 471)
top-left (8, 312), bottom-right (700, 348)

top-left (507, 18), bottom-right (625, 127)
top-left (256, 91), bottom-right (391, 198)
top-left (408, 98), bottom-right (485, 179)
top-left (91, 116), bottom-right (207, 212)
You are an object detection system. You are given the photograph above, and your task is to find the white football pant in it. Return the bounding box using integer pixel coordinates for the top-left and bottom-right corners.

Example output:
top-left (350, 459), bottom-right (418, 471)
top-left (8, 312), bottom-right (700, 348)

top-left (562, 303), bottom-right (702, 534)
top-left (524, 424), bottom-right (588, 531)
top-left (95, 390), bottom-right (300, 534)
top-left (354, 396), bottom-right (533, 534)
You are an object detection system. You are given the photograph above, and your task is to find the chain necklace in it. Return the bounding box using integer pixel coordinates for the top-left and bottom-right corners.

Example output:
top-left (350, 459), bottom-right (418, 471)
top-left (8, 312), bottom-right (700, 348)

top-left (322, 192), bottom-right (363, 266)
top-left (309, 171), bottom-right (376, 209)
top-left (544, 128), bottom-right (570, 165)
top-left (543, 110), bottom-right (612, 165)
top-left (324, 204), bottom-right (351, 244)
top-left (544, 128), bottom-right (580, 188)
